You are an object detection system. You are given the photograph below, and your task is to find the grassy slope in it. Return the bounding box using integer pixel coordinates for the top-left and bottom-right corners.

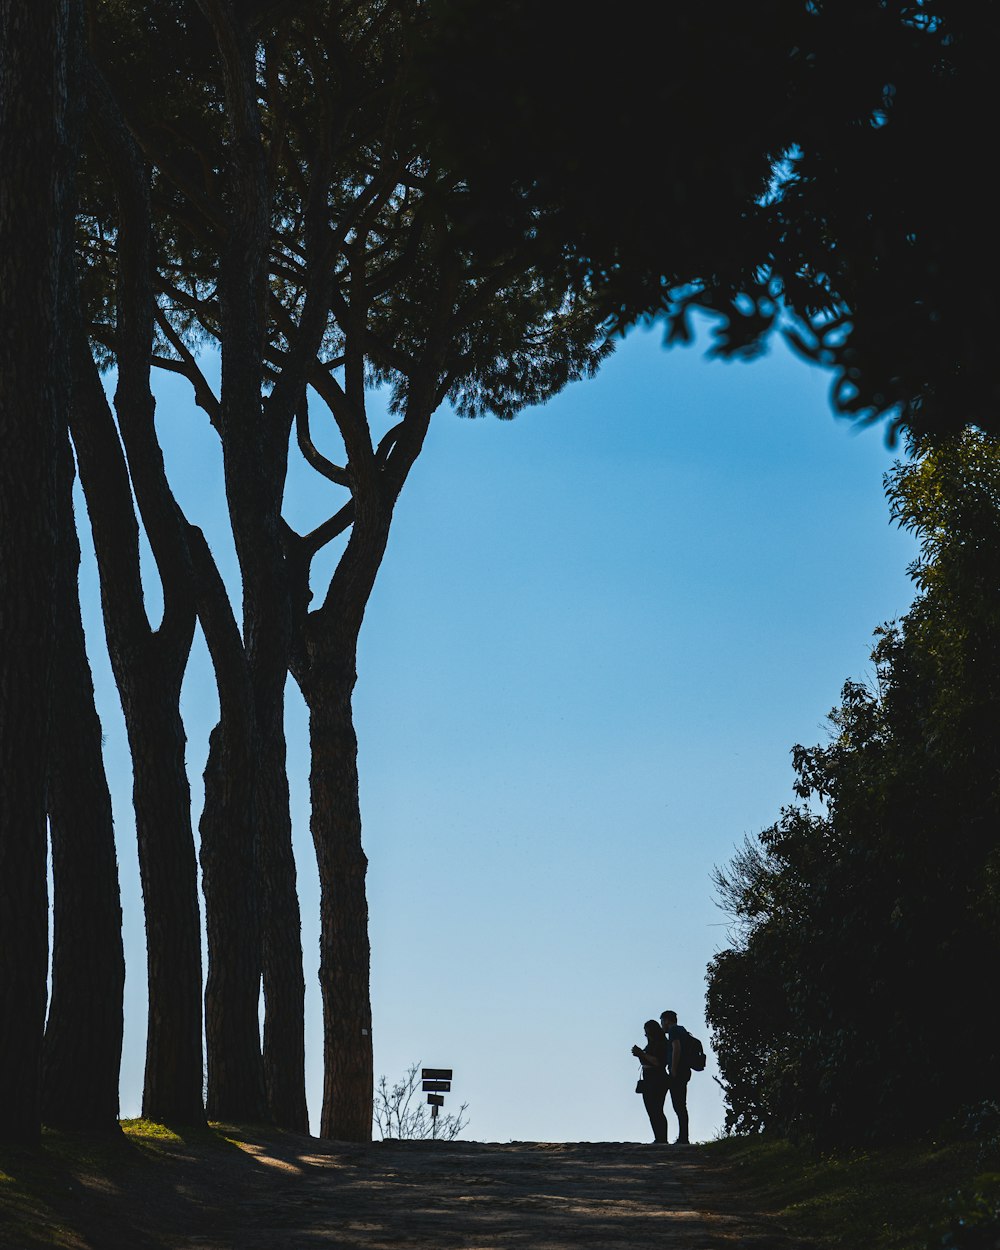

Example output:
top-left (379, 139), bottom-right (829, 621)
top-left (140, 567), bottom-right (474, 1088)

top-left (700, 1133), bottom-right (1000, 1250)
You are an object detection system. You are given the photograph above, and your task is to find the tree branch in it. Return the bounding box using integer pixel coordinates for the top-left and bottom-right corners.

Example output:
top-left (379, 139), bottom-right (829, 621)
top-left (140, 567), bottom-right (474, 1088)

top-left (156, 278), bottom-right (222, 339)
top-left (86, 55), bottom-right (196, 672)
top-left (302, 501), bottom-right (355, 557)
top-left (295, 397), bottom-right (349, 486)
top-left (153, 303), bottom-right (222, 429)
top-left (374, 422), bottom-right (404, 470)
top-left (307, 362), bottom-right (374, 473)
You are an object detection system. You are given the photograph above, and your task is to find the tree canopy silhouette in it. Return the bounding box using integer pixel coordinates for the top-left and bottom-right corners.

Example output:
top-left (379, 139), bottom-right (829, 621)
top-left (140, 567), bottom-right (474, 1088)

top-left (708, 430), bottom-right (1000, 1143)
top-left (422, 1), bottom-right (1000, 439)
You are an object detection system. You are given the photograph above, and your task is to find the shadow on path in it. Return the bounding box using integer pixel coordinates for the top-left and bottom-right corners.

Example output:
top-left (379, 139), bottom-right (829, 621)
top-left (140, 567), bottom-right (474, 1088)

top-left (1, 1133), bottom-right (804, 1250)
top-left (214, 1138), bottom-right (800, 1250)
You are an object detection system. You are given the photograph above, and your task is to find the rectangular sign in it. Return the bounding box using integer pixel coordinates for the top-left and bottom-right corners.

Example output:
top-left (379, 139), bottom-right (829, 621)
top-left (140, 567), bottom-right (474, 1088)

top-left (422, 1080), bottom-right (451, 1092)
top-left (426, 1093), bottom-right (444, 1107)
top-left (422, 1068), bottom-right (453, 1081)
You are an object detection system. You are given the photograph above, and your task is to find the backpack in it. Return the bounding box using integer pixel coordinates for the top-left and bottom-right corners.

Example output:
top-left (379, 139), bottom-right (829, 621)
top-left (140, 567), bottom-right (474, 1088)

top-left (680, 1028), bottom-right (707, 1073)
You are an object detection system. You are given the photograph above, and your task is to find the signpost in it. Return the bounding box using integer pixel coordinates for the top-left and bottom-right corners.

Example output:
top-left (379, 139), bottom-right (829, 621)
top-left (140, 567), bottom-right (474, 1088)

top-left (421, 1068), bottom-right (453, 1135)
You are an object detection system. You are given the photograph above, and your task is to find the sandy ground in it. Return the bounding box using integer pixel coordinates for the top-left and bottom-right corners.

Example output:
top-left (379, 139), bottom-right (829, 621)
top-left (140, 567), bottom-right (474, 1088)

top-left (3, 1130), bottom-right (805, 1250)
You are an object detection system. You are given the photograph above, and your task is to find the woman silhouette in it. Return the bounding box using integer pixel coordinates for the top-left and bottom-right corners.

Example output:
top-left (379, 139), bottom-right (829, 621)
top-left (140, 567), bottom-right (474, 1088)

top-left (632, 1019), bottom-right (670, 1144)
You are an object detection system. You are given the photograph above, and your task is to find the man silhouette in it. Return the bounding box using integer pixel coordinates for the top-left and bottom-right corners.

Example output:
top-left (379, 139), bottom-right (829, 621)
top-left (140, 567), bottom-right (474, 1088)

top-left (660, 1009), bottom-right (690, 1146)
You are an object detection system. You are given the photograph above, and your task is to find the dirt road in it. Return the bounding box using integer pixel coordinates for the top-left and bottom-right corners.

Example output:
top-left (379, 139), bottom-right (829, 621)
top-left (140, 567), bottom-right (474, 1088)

top-left (5, 1131), bottom-right (803, 1249)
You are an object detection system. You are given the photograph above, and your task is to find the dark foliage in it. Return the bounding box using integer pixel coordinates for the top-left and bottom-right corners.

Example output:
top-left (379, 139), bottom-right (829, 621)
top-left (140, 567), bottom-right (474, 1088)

top-left (707, 431), bottom-right (1000, 1144)
top-left (422, 2), bottom-right (1000, 441)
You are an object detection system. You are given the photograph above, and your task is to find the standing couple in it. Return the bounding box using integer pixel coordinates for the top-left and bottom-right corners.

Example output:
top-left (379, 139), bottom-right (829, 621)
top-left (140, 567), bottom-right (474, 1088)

top-left (631, 1009), bottom-right (691, 1146)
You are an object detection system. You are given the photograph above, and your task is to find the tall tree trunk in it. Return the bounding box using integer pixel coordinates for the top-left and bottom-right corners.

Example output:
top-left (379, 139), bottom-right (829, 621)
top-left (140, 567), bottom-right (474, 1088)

top-left (193, 527), bottom-right (268, 1123)
top-left (73, 61), bottom-right (205, 1125)
top-left (197, 0), bottom-right (309, 1133)
top-left (70, 321), bottom-right (204, 1126)
top-left (130, 689), bottom-right (204, 1124)
top-left (43, 431), bottom-right (125, 1132)
top-left (201, 722), bottom-right (267, 1121)
top-left (0, 0), bottom-right (71, 1145)
top-left (291, 376), bottom-right (433, 1141)
top-left (297, 502), bottom-right (396, 1143)
top-left (257, 703), bottom-right (310, 1133)
top-left (302, 652), bottom-right (373, 1143)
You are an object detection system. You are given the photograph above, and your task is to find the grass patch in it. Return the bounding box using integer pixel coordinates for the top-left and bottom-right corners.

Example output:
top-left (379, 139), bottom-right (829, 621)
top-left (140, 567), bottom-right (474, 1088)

top-left (119, 1117), bottom-right (251, 1161)
top-left (120, 1119), bottom-right (185, 1145)
top-left (701, 1133), bottom-right (1000, 1250)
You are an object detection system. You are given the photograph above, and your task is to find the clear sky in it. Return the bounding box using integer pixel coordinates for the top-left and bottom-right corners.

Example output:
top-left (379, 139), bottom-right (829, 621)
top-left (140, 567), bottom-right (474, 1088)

top-left (77, 317), bottom-right (918, 1144)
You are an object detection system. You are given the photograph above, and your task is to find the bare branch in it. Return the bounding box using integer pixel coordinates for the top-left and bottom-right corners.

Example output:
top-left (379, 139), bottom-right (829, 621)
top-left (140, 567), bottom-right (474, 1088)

top-left (157, 278), bottom-right (223, 338)
top-left (303, 500), bottom-right (355, 557)
top-left (307, 362), bottom-right (374, 474)
top-left (296, 398), bottom-right (349, 486)
top-left (153, 303), bottom-right (222, 428)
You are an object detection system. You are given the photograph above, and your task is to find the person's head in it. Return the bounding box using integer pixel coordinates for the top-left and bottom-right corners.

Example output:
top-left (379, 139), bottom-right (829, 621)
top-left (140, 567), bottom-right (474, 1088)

top-left (644, 1019), bottom-right (666, 1044)
top-left (660, 1010), bottom-right (677, 1028)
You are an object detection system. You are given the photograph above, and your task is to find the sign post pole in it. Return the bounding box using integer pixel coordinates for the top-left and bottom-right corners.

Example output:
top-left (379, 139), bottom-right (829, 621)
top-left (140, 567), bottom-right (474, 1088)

top-left (422, 1068), bottom-right (453, 1141)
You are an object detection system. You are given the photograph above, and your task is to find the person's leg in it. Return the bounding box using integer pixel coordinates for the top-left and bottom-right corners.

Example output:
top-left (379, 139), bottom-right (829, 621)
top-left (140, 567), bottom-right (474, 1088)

top-left (669, 1077), bottom-right (690, 1144)
top-left (642, 1086), bottom-right (668, 1143)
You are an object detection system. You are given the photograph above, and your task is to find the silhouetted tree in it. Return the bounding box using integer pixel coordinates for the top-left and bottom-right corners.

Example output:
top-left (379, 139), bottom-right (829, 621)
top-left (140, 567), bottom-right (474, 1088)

top-left (192, 523), bottom-right (269, 1125)
top-left (70, 62), bottom-right (205, 1125)
top-left (42, 426), bottom-right (127, 1134)
top-left (87, 0), bottom-right (309, 1129)
top-left (37, 1), bottom-right (129, 1138)
top-left (85, 0), bottom-right (610, 1141)
top-left (0, 0), bottom-right (74, 1145)
top-left (708, 431), bottom-right (1000, 1143)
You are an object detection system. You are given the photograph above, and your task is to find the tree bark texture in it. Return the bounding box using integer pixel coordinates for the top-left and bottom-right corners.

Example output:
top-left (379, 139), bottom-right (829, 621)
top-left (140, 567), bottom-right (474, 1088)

top-left (125, 697), bottom-right (203, 1124)
top-left (191, 527), bottom-right (267, 1122)
top-left (200, 718), bottom-right (267, 1122)
top-left (42, 430), bottom-right (125, 1132)
top-left (0, 0), bottom-right (71, 1145)
top-left (298, 496), bottom-right (397, 1143)
top-left (305, 655), bottom-right (374, 1143)
top-left (256, 713), bottom-right (310, 1133)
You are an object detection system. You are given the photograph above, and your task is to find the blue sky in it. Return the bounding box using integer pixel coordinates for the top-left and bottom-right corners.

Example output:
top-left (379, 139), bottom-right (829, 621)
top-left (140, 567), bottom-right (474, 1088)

top-left (78, 317), bottom-right (917, 1143)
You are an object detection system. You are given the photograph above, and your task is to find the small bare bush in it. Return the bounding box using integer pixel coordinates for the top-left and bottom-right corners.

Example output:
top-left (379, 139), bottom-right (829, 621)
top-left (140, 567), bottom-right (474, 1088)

top-left (373, 1062), bottom-right (469, 1141)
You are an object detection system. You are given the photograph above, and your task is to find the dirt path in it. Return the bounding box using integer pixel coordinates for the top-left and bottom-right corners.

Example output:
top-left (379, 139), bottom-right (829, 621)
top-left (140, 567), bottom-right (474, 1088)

top-left (5, 1131), bottom-right (804, 1250)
